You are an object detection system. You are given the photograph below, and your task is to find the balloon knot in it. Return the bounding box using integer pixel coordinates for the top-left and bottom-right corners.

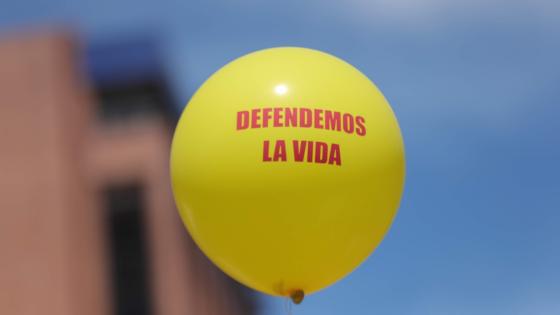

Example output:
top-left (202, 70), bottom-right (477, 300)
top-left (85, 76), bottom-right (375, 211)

top-left (290, 290), bottom-right (305, 304)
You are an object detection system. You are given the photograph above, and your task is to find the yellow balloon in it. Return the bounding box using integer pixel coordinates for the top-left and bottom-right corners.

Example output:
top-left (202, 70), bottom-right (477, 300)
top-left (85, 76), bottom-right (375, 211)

top-left (171, 47), bottom-right (405, 300)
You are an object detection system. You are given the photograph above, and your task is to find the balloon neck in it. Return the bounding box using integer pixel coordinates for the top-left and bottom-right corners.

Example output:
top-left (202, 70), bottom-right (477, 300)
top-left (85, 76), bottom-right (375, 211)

top-left (290, 290), bottom-right (305, 304)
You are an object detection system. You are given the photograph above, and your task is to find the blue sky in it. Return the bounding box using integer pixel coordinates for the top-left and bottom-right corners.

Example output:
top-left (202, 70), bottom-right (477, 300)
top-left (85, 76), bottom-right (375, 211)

top-left (1, 1), bottom-right (559, 314)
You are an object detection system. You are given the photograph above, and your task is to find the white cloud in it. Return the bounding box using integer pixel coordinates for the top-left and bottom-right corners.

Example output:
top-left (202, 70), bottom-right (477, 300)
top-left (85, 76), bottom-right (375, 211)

top-left (319, 0), bottom-right (560, 27)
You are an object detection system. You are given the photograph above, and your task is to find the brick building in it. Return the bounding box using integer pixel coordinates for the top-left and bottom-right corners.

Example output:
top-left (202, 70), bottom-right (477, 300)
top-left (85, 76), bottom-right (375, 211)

top-left (0, 30), bottom-right (255, 315)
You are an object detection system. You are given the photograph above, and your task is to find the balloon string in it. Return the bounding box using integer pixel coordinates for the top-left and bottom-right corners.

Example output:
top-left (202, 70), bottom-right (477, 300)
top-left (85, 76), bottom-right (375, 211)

top-left (284, 297), bottom-right (293, 315)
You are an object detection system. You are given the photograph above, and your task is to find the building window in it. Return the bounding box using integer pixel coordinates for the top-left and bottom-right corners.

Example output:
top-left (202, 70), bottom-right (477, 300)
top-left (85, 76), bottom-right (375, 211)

top-left (96, 80), bottom-right (170, 122)
top-left (104, 183), bottom-right (153, 315)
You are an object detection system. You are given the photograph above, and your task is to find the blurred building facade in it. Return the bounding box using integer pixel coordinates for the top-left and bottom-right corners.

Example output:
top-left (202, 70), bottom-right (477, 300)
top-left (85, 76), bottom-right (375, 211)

top-left (0, 30), bottom-right (255, 315)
